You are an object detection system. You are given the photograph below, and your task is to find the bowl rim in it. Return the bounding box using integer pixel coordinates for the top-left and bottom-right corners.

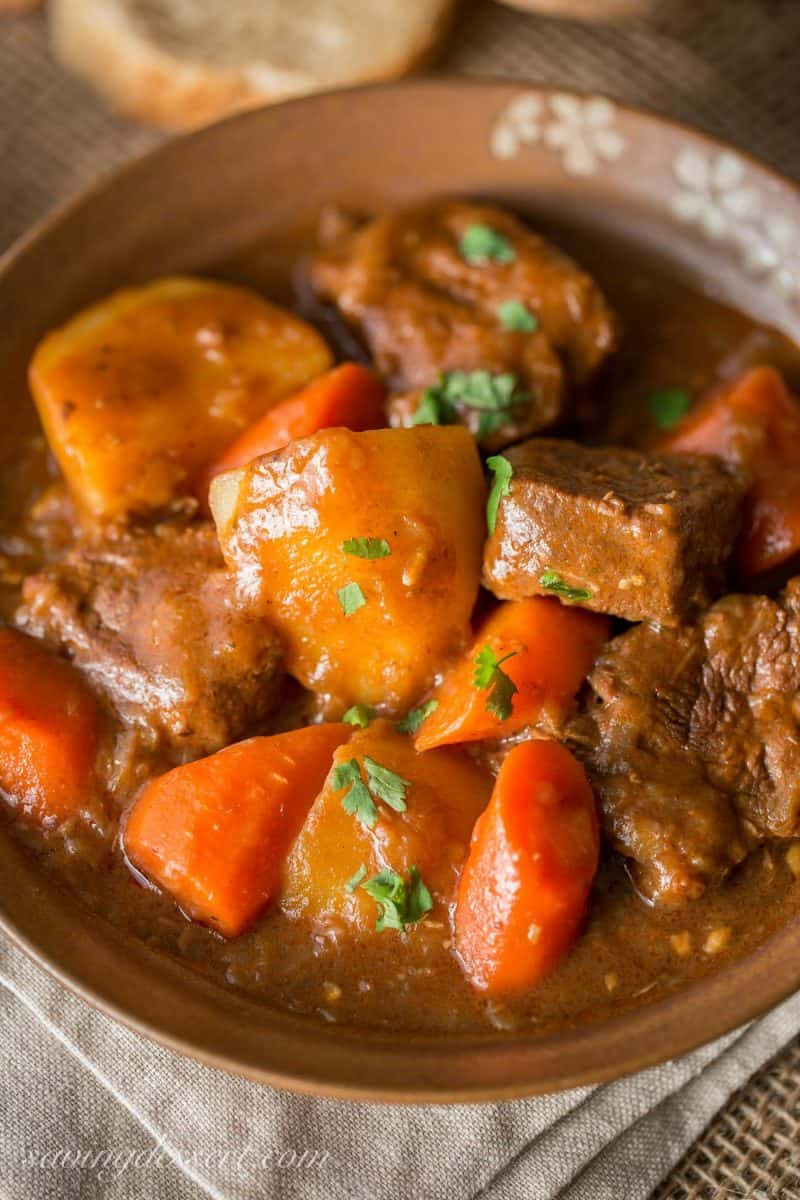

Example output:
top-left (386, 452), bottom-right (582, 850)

top-left (1, 75), bottom-right (799, 1102)
top-left (4, 73), bottom-right (800, 278)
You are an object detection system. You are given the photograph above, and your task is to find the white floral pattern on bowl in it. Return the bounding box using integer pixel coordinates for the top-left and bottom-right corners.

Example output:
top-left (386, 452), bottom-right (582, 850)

top-left (489, 94), bottom-right (544, 161)
top-left (490, 89), bottom-right (800, 306)
top-left (490, 92), bottom-right (626, 176)
top-left (670, 147), bottom-right (800, 299)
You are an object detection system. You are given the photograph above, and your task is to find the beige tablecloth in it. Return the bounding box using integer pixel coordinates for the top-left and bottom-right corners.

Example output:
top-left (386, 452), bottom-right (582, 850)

top-left (2, 5), bottom-right (800, 1199)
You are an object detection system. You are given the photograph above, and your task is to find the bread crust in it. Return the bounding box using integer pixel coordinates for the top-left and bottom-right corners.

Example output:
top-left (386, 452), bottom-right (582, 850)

top-left (0, 0), bottom-right (43, 11)
top-left (50, 0), bottom-right (457, 129)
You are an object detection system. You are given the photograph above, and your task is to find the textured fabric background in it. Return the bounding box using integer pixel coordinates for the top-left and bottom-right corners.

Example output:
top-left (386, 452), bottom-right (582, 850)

top-left (3, 0), bottom-right (800, 253)
top-left (1, 4), bottom-right (800, 1199)
top-left (2, 936), bottom-right (800, 1200)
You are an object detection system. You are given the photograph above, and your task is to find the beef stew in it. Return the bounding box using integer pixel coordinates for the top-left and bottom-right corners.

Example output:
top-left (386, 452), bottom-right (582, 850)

top-left (2, 199), bottom-right (800, 1038)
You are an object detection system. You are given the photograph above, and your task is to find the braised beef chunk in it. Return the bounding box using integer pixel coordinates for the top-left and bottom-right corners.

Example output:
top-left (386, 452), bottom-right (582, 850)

top-left (483, 438), bottom-right (744, 624)
top-left (310, 199), bottom-right (619, 447)
top-left (16, 523), bottom-right (284, 759)
top-left (573, 580), bottom-right (800, 904)
top-left (573, 621), bottom-right (751, 905)
top-left (695, 582), bottom-right (800, 836)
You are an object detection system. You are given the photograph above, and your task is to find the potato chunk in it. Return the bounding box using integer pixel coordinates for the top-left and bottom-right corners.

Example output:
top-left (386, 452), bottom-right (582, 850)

top-left (280, 721), bottom-right (492, 936)
top-left (211, 426), bottom-right (487, 712)
top-left (29, 276), bottom-right (333, 520)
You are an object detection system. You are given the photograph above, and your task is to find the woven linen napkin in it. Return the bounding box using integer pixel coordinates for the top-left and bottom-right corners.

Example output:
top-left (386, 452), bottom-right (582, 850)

top-left (2, 934), bottom-right (800, 1200)
top-left (3, 4), bottom-right (800, 1199)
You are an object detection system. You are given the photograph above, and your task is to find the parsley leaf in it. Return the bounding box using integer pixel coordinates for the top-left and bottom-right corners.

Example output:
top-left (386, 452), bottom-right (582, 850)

top-left (486, 454), bottom-right (513, 534)
top-left (362, 869), bottom-right (406, 931)
top-left (359, 865), bottom-right (434, 932)
top-left (539, 569), bottom-right (592, 603)
top-left (497, 300), bottom-right (538, 332)
top-left (334, 756), bottom-right (410, 827)
top-left (333, 759), bottom-right (378, 828)
top-left (445, 370), bottom-right (524, 432)
top-left (397, 699), bottom-right (439, 734)
top-left (649, 388), bottom-right (691, 430)
top-left (473, 644), bottom-right (506, 690)
top-left (343, 537), bottom-right (391, 559)
top-left (414, 371), bottom-right (528, 438)
top-left (363, 757), bottom-right (410, 813)
top-left (473, 644), bottom-right (519, 722)
top-left (345, 863), bottom-right (368, 893)
top-left (412, 384), bottom-right (457, 427)
top-left (486, 671), bottom-right (518, 721)
top-left (406, 867), bottom-right (434, 924)
top-left (343, 704), bottom-right (377, 728)
top-left (337, 582), bottom-right (366, 616)
top-left (460, 224), bottom-right (516, 265)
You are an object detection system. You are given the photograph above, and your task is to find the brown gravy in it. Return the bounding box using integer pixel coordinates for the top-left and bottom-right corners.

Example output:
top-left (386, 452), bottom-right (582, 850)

top-left (5, 222), bottom-right (800, 1036)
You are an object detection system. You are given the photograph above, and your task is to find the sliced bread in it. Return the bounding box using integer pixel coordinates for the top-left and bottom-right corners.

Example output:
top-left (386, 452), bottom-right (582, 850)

top-left (50, 0), bottom-right (457, 128)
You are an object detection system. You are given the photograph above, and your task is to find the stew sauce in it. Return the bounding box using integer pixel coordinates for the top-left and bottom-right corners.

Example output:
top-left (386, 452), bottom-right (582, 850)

top-left (3, 206), bottom-right (800, 1036)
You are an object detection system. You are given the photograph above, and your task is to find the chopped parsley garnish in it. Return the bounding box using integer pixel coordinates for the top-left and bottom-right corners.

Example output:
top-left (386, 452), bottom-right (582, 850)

top-left (460, 224), bottom-right (516, 265)
top-left (649, 388), bottom-right (691, 430)
top-left (363, 756), bottom-right (410, 812)
top-left (411, 385), bottom-right (456, 427)
top-left (413, 371), bottom-right (528, 438)
top-left (473, 645), bottom-right (518, 722)
top-left (342, 537), bottom-right (391, 559)
top-left (333, 759), bottom-right (378, 827)
top-left (345, 863), bottom-right (368, 893)
top-left (343, 704), bottom-right (377, 728)
top-left (333, 756), bottom-right (411, 829)
top-left (358, 865), bottom-right (434, 932)
top-left (486, 454), bottom-right (513, 534)
top-left (337, 581), bottom-right (366, 616)
top-left (446, 371), bottom-right (526, 438)
top-left (497, 300), bottom-right (538, 332)
top-left (397, 699), bottom-right (439, 734)
top-left (539, 569), bottom-right (593, 603)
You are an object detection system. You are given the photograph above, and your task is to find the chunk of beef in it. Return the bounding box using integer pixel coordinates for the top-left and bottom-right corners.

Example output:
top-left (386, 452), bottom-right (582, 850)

top-left (16, 523), bottom-right (284, 760)
top-left (310, 199), bottom-right (619, 448)
top-left (572, 580), bottom-right (800, 904)
top-left (572, 621), bottom-right (749, 905)
top-left (695, 582), bottom-right (800, 836)
top-left (483, 438), bottom-right (744, 624)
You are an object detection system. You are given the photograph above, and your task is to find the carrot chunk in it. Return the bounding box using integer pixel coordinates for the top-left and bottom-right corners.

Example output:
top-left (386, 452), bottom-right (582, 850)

top-left (206, 362), bottom-right (386, 483)
top-left (455, 739), bottom-right (599, 995)
top-left (414, 598), bottom-right (609, 751)
top-left (0, 628), bottom-right (101, 826)
top-left (660, 366), bottom-right (800, 576)
top-left (124, 723), bottom-right (351, 938)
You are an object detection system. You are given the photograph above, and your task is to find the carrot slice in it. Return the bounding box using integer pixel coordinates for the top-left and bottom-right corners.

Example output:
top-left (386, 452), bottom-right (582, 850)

top-left (123, 723), bottom-right (351, 938)
top-left (660, 366), bottom-right (800, 576)
top-left (206, 362), bottom-right (386, 484)
top-left (455, 739), bottom-right (599, 995)
top-left (414, 598), bottom-right (609, 751)
top-left (744, 469), bottom-right (800, 578)
top-left (0, 628), bottom-right (101, 826)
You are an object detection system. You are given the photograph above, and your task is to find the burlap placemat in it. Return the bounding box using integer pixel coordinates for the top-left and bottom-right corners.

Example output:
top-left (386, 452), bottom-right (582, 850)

top-left (2, 6), bottom-right (799, 1199)
top-left (654, 1036), bottom-right (800, 1199)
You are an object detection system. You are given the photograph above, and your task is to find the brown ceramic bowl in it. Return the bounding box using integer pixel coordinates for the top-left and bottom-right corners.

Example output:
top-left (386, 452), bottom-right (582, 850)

top-left (1, 79), bottom-right (799, 1101)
